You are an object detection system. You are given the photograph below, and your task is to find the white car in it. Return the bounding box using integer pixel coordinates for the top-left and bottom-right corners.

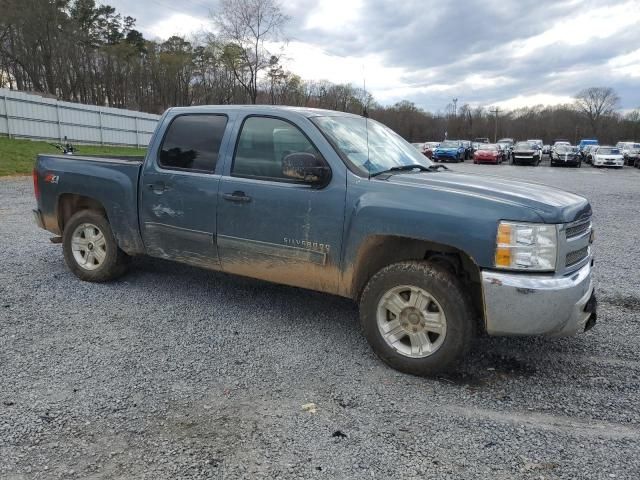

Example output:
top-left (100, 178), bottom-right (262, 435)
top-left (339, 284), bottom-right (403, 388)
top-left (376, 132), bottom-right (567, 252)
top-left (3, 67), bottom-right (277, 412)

top-left (615, 141), bottom-right (640, 166)
top-left (592, 146), bottom-right (624, 168)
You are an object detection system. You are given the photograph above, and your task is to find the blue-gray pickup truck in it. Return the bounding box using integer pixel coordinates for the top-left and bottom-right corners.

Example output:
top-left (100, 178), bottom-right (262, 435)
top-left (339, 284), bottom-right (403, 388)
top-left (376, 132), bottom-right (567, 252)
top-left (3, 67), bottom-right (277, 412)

top-left (32, 106), bottom-right (597, 375)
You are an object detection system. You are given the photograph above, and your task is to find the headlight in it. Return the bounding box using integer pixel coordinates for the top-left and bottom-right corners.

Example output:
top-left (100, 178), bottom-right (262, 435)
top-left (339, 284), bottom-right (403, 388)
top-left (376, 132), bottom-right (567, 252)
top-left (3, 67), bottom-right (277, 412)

top-left (495, 221), bottom-right (557, 271)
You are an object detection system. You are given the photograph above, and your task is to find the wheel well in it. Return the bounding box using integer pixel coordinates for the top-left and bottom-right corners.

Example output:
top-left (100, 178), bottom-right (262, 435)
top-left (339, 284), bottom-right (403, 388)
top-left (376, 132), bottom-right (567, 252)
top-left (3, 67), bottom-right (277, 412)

top-left (57, 194), bottom-right (107, 232)
top-left (351, 235), bottom-right (484, 327)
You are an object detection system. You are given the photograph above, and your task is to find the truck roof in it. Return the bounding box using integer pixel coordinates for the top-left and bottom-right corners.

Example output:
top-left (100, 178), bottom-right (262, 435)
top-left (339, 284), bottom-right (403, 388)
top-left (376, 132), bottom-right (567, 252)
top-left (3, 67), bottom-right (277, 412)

top-left (166, 105), bottom-right (363, 119)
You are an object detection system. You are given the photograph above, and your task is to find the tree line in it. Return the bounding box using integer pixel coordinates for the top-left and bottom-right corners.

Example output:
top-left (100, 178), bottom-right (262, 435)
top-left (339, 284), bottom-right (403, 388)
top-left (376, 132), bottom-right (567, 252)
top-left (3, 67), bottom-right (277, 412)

top-left (1, 0), bottom-right (638, 144)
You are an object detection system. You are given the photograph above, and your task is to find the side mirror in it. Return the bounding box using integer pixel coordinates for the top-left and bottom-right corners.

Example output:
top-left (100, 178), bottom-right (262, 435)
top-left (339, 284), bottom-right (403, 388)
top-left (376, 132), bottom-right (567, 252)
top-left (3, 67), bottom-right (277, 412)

top-left (282, 152), bottom-right (331, 186)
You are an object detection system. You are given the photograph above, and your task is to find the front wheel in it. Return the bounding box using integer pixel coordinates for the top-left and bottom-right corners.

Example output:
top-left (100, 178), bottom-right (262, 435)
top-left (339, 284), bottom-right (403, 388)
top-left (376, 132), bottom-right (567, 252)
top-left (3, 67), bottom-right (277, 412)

top-left (359, 262), bottom-right (474, 376)
top-left (63, 210), bottom-right (130, 282)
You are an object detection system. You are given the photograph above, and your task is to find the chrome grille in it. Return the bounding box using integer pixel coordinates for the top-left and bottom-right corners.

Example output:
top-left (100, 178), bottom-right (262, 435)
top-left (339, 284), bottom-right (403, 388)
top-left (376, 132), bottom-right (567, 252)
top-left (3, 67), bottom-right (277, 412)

top-left (559, 216), bottom-right (592, 273)
top-left (566, 246), bottom-right (589, 267)
top-left (565, 220), bottom-right (590, 239)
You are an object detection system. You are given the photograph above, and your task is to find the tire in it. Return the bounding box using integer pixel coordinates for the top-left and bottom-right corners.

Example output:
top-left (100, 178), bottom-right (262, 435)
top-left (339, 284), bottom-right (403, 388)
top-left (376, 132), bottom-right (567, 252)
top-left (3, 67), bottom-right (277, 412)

top-left (550, 161), bottom-right (556, 167)
top-left (576, 161), bottom-right (582, 168)
top-left (62, 210), bottom-right (130, 282)
top-left (359, 261), bottom-right (475, 376)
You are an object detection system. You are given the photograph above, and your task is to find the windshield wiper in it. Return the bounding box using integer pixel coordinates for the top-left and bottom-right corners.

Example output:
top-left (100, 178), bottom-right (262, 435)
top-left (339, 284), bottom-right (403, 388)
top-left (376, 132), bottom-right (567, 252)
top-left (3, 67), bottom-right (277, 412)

top-left (427, 164), bottom-right (448, 171)
top-left (371, 164), bottom-right (431, 177)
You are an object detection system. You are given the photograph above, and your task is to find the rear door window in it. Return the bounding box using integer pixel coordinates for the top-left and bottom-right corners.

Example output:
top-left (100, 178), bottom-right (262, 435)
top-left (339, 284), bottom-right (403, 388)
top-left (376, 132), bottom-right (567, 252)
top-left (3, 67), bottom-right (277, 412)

top-left (159, 114), bottom-right (228, 173)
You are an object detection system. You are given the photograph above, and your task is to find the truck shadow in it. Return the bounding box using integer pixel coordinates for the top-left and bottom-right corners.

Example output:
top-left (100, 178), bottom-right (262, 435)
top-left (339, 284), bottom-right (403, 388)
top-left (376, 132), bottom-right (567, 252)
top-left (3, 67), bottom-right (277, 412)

top-left (127, 256), bottom-right (592, 387)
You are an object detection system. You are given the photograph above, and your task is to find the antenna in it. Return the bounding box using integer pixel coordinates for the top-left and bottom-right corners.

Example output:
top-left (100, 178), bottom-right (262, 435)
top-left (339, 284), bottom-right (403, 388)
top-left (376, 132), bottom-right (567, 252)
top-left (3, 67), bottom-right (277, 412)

top-left (363, 66), bottom-right (371, 180)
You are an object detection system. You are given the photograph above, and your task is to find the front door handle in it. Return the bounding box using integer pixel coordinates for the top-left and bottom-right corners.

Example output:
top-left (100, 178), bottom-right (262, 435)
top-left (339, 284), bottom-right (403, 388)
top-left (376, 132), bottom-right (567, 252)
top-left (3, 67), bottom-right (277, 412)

top-left (147, 182), bottom-right (170, 194)
top-left (222, 191), bottom-right (252, 203)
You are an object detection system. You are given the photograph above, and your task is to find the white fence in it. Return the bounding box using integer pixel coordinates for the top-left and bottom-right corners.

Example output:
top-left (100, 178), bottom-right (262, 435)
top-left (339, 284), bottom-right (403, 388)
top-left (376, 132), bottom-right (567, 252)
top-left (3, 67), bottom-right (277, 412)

top-left (0, 88), bottom-right (160, 147)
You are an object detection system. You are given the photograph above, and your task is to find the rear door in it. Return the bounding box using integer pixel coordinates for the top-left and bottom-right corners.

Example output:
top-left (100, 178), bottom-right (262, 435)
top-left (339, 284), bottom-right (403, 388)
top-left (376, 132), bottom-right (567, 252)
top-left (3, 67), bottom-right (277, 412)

top-left (139, 113), bottom-right (230, 269)
top-left (216, 115), bottom-right (346, 294)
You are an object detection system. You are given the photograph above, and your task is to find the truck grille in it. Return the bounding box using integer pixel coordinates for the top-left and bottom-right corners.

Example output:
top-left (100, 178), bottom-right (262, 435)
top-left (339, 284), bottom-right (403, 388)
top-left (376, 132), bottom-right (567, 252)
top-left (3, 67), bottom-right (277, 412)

top-left (566, 246), bottom-right (589, 267)
top-left (560, 216), bottom-right (592, 273)
top-left (565, 220), bottom-right (590, 239)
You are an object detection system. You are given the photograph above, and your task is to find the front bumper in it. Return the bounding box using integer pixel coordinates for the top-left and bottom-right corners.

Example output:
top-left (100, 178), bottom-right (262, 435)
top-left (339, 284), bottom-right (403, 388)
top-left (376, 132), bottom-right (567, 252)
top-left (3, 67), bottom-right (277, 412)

top-left (475, 156), bottom-right (499, 163)
top-left (481, 260), bottom-right (595, 336)
top-left (434, 151), bottom-right (459, 160)
top-left (513, 155), bottom-right (539, 163)
top-left (593, 158), bottom-right (623, 166)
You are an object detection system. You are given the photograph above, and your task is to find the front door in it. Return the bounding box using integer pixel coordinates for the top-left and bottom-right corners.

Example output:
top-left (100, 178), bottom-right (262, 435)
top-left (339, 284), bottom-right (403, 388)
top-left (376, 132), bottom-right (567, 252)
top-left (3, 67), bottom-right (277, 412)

top-left (139, 113), bottom-right (229, 269)
top-left (216, 115), bottom-right (345, 294)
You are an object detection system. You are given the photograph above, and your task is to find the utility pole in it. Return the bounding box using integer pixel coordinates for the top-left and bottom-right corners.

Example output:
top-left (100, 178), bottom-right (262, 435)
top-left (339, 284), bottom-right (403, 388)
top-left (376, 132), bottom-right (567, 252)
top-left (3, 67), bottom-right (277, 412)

top-left (489, 107), bottom-right (500, 142)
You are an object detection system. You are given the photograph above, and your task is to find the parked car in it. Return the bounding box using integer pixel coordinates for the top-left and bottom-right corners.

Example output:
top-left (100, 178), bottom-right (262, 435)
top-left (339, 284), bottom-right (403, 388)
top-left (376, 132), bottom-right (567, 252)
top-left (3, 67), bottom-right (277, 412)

top-left (411, 142), bottom-right (424, 151)
top-left (497, 138), bottom-right (514, 156)
top-left (31, 105), bottom-right (597, 376)
top-left (591, 146), bottom-right (624, 168)
top-left (550, 144), bottom-right (582, 167)
top-left (433, 140), bottom-right (465, 163)
top-left (527, 139), bottom-right (543, 150)
top-left (460, 140), bottom-right (473, 160)
top-left (551, 139), bottom-right (571, 155)
top-left (615, 141), bottom-right (640, 166)
top-left (473, 143), bottom-right (504, 164)
top-left (511, 141), bottom-right (542, 166)
top-left (473, 137), bottom-right (490, 144)
top-left (581, 144), bottom-right (597, 164)
top-left (577, 139), bottom-right (598, 153)
top-left (542, 144), bottom-right (551, 155)
top-left (423, 142), bottom-right (439, 159)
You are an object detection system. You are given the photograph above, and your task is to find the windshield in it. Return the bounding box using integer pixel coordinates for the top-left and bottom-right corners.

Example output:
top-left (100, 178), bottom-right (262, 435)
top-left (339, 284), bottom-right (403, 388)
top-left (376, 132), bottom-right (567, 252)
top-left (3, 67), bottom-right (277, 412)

top-left (440, 140), bottom-right (460, 148)
top-left (515, 142), bottom-right (533, 149)
top-left (478, 144), bottom-right (498, 151)
top-left (312, 116), bottom-right (432, 175)
top-left (598, 148), bottom-right (620, 155)
top-left (556, 145), bottom-right (577, 153)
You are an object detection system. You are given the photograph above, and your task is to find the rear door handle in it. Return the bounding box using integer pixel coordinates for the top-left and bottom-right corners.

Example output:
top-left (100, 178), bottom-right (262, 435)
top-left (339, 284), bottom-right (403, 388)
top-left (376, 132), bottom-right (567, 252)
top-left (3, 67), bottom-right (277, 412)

top-left (222, 191), bottom-right (252, 203)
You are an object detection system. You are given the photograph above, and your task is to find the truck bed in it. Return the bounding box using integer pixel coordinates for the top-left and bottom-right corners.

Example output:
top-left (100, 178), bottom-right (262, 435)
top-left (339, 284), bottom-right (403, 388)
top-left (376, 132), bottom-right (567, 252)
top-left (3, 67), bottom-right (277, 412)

top-left (34, 153), bottom-right (146, 254)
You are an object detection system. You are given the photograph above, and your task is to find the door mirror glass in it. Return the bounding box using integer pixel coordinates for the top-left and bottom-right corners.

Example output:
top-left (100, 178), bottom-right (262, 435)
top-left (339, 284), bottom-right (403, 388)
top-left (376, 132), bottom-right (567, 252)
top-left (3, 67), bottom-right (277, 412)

top-left (282, 152), bottom-right (330, 185)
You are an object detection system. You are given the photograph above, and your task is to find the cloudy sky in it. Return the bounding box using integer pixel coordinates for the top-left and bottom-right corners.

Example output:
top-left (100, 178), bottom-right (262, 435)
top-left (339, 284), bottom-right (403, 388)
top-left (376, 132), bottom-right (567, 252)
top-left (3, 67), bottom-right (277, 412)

top-left (107, 0), bottom-right (640, 112)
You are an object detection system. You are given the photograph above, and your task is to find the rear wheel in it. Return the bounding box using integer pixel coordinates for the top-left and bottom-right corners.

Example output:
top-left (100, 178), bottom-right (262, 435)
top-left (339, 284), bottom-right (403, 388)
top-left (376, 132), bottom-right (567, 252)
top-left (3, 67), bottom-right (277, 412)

top-left (63, 210), bottom-right (130, 282)
top-left (359, 262), bottom-right (474, 376)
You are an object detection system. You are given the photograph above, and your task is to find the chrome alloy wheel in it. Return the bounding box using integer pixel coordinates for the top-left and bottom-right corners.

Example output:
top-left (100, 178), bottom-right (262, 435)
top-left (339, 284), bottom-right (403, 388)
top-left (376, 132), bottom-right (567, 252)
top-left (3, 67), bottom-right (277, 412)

top-left (376, 285), bottom-right (447, 358)
top-left (71, 223), bottom-right (107, 271)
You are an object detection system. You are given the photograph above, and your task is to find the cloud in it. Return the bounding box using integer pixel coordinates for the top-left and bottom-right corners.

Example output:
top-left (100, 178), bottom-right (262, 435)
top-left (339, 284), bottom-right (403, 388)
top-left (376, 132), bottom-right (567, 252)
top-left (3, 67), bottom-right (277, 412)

top-left (105, 0), bottom-right (640, 110)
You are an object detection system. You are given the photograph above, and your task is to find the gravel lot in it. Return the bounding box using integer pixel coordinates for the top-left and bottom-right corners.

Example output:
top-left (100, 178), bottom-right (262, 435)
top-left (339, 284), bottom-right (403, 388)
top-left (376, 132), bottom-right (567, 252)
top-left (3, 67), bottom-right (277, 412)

top-left (1, 161), bottom-right (639, 479)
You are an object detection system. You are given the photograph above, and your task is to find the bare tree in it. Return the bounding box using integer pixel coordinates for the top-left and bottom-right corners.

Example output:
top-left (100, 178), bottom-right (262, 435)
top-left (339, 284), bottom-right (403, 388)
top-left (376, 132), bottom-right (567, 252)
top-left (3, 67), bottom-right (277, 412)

top-left (213, 0), bottom-right (289, 104)
top-left (574, 87), bottom-right (619, 136)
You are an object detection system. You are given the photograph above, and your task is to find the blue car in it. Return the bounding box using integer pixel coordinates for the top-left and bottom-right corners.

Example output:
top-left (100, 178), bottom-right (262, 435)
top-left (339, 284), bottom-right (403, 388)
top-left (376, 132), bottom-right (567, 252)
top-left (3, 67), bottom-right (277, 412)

top-left (577, 139), bottom-right (598, 152)
top-left (433, 140), bottom-right (465, 162)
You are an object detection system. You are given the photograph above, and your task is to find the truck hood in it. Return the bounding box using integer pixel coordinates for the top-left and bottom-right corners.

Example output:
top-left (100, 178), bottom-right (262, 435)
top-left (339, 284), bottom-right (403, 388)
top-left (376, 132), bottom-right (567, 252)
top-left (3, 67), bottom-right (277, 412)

top-left (387, 171), bottom-right (591, 223)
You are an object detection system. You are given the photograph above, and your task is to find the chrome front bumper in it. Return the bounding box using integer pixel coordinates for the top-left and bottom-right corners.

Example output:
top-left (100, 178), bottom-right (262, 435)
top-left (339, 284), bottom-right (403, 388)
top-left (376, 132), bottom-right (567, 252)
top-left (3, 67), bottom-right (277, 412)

top-left (481, 260), bottom-right (595, 336)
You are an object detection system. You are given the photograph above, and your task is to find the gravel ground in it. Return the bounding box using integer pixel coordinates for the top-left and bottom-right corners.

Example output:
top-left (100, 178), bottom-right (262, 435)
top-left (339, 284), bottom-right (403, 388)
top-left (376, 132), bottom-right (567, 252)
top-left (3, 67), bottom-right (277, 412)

top-left (1, 161), bottom-right (639, 479)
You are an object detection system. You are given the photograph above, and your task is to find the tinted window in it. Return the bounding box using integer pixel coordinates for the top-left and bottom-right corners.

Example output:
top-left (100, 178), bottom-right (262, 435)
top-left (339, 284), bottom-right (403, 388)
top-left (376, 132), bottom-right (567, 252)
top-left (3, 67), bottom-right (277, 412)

top-left (159, 115), bottom-right (228, 172)
top-left (232, 117), bottom-right (320, 180)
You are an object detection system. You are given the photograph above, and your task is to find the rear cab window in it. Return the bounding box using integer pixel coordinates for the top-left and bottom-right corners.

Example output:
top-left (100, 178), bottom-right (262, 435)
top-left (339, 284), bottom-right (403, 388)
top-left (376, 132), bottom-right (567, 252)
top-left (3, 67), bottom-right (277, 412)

top-left (159, 114), bottom-right (228, 173)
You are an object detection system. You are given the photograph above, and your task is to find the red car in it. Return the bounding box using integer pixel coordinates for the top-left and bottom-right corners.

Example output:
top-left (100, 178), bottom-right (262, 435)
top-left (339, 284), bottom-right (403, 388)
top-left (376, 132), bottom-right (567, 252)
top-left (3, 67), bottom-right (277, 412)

top-left (473, 144), bottom-right (504, 164)
top-left (422, 142), bottom-right (439, 159)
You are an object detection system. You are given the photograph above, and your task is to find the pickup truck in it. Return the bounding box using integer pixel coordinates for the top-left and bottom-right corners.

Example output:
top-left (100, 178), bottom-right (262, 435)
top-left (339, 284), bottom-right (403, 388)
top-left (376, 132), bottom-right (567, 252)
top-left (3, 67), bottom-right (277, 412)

top-left (32, 105), bottom-right (597, 376)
